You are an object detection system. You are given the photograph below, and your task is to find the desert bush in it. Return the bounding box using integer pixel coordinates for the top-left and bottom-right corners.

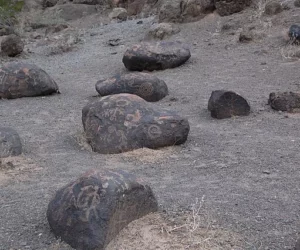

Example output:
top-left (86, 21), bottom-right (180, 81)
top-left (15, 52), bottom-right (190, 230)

top-left (0, 0), bottom-right (24, 26)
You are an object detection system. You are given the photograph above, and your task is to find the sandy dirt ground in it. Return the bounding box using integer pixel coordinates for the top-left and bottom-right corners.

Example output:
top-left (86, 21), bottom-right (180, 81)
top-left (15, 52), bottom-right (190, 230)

top-left (1, 3), bottom-right (300, 250)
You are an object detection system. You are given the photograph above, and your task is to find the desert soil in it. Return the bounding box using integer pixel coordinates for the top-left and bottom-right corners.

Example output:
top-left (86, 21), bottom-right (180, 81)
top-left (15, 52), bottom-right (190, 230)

top-left (1, 4), bottom-right (300, 250)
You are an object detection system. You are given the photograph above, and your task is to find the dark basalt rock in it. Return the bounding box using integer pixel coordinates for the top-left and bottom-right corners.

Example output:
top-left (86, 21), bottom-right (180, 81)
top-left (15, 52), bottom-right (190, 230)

top-left (269, 92), bottom-right (300, 112)
top-left (214, 0), bottom-right (251, 16)
top-left (122, 41), bottom-right (191, 71)
top-left (0, 127), bottom-right (22, 158)
top-left (288, 24), bottom-right (300, 43)
top-left (47, 169), bottom-right (158, 250)
top-left (95, 72), bottom-right (168, 102)
top-left (1, 34), bottom-right (24, 57)
top-left (0, 62), bottom-right (59, 99)
top-left (208, 90), bottom-right (250, 119)
top-left (82, 94), bottom-right (190, 154)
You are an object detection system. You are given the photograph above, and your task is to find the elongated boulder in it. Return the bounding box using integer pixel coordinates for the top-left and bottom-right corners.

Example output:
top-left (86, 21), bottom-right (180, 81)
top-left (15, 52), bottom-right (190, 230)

top-left (122, 41), bottom-right (191, 71)
top-left (95, 73), bottom-right (168, 102)
top-left (208, 90), bottom-right (250, 119)
top-left (269, 92), bottom-right (300, 112)
top-left (47, 169), bottom-right (158, 250)
top-left (0, 62), bottom-right (59, 99)
top-left (0, 127), bottom-right (22, 158)
top-left (82, 94), bottom-right (190, 154)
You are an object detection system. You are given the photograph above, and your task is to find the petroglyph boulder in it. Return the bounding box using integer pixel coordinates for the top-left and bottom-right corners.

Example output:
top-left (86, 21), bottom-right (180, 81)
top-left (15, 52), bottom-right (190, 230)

top-left (47, 169), bottom-right (158, 250)
top-left (0, 62), bottom-right (59, 99)
top-left (269, 92), bottom-right (300, 112)
top-left (82, 94), bottom-right (190, 154)
top-left (208, 90), bottom-right (250, 119)
top-left (0, 127), bottom-right (22, 158)
top-left (122, 41), bottom-right (191, 71)
top-left (95, 73), bottom-right (168, 102)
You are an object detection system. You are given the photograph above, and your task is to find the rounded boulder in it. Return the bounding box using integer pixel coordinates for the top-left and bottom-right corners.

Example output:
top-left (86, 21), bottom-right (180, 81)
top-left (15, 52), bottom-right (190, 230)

top-left (122, 41), bottom-right (191, 71)
top-left (0, 62), bottom-right (59, 99)
top-left (0, 127), bottom-right (22, 158)
top-left (95, 73), bottom-right (168, 102)
top-left (82, 94), bottom-right (190, 154)
top-left (47, 169), bottom-right (158, 250)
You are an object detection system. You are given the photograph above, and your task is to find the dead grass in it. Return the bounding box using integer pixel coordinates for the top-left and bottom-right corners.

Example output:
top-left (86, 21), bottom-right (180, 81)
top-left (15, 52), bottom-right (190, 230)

top-left (0, 156), bottom-right (42, 185)
top-left (107, 198), bottom-right (244, 250)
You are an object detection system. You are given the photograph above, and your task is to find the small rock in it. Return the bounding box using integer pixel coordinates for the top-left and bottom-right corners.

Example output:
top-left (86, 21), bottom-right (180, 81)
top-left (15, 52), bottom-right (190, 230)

top-left (295, 238), bottom-right (300, 250)
top-left (0, 62), bottom-right (59, 99)
top-left (0, 127), bottom-right (22, 158)
top-left (269, 92), bottom-right (300, 112)
top-left (295, 0), bottom-right (300, 7)
top-left (108, 38), bottom-right (121, 46)
top-left (214, 0), bottom-right (251, 16)
top-left (45, 24), bottom-right (69, 36)
top-left (239, 30), bottom-right (253, 43)
top-left (1, 34), bottom-right (24, 57)
top-left (42, 0), bottom-right (59, 8)
top-left (137, 20), bottom-right (143, 24)
top-left (208, 90), bottom-right (251, 119)
top-left (264, 1), bottom-right (283, 15)
top-left (145, 23), bottom-right (180, 40)
top-left (288, 24), bottom-right (300, 43)
top-left (96, 73), bottom-right (168, 102)
top-left (262, 170), bottom-right (271, 174)
top-left (73, 0), bottom-right (99, 4)
top-left (82, 94), bottom-right (190, 154)
top-left (109, 8), bottom-right (128, 21)
top-left (47, 169), bottom-right (158, 250)
top-left (123, 41), bottom-right (191, 71)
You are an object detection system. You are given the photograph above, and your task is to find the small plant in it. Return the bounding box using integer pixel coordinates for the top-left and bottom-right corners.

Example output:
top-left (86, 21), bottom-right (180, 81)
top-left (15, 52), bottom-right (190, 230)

top-left (0, 0), bottom-right (24, 26)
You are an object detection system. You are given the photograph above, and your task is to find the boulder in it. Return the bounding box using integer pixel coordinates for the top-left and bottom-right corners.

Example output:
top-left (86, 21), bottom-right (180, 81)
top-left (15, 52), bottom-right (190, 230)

top-left (145, 23), bottom-right (180, 40)
top-left (47, 169), bottom-right (158, 250)
top-left (214, 0), bottom-right (251, 16)
top-left (82, 94), bottom-right (190, 154)
top-left (95, 73), bottom-right (168, 102)
top-left (109, 8), bottom-right (128, 21)
top-left (288, 24), bottom-right (300, 43)
top-left (208, 90), bottom-right (250, 119)
top-left (269, 92), bottom-right (300, 112)
top-left (123, 41), bottom-right (191, 71)
top-left (42, 0), bottom-right (59, 8)
top-left (43, 4), bottom-right (98, 21)
top-left (1, 34), bottom-right (24, 57)
top-left (0, 127), bottom-right (22, 158)
top-left (159, 0), bottom-right (215, 23)
top-left (0, 62), bottom-right (59, 99)
top-left (264, 1), bottom-right (283, 15)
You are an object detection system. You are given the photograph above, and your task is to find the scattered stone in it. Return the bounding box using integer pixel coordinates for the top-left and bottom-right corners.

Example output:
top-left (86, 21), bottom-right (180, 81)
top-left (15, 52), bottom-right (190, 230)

top-left (268, 92), bottom-right (300, 112)
top-left (1, 34), bottom-right (24, 57)
top-left (145, 23), bottom-right (180, 40)
top-left (123, 41), bottom-right (191, 71)
top-left (214, 0), bottom-right (251, 16)
top-left (264, 1), bottom-right (283, 15)
top-left (47, 169), bottom-right (158, 250)
top-left (288, 24), bottom-right (300, 43)
top-left (82, 94), bottom-right (190, 154)
top-left (109, 8), bottom-right (128, 21)
top-left (295, 0), bottom-right (300, 7)
top-left (42, 0), bottom-right (59, 8)
top-left (208, 90), bottom-right (250, 119)
top-left (0, 127), bottom-right (22, 158)
top-left (96, 73), bottom-right (168, 102)
top-left (159, 0), bottom-right (215, 23)
top-left (73, 0), bottom-right (99, 4)
top-left (108, 38), bottom-right (121, 46)
top-left (0, 62), bottom-right (59, 99)
top-left (45, 24), bottom-right (69, 36)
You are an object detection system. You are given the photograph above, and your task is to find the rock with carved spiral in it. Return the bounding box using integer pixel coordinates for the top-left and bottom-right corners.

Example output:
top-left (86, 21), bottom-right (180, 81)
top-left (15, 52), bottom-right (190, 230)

top-left (0, 62), bottom-right (59, 99)
top-left (82, 93), bottom-right (190, 154)
top-left (47, 169), bottom-right (158, 250)
top-left (95, 72), bottom-right (168, 102)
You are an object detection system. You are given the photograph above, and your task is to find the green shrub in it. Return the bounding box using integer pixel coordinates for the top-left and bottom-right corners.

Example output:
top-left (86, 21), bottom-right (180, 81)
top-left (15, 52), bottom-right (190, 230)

top-left (0, 0), bottom-right (24, 25)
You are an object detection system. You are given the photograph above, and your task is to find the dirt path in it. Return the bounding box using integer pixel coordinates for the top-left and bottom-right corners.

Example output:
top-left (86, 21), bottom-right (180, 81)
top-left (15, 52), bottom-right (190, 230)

top-left (1, 8), bottom-right (300, 250)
